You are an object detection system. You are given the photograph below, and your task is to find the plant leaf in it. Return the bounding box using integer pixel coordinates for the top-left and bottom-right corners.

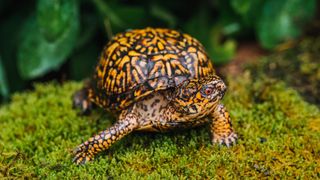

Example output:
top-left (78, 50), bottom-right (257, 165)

top-left (184, 10), bottom-right (236, 64)
top-left (92, 0), bottom-right (125, 28)
top-left (17, 0), bottom-right (79, 79)
top-left (111, 4), bottom-right (148, 31)
top-left (231, 0), bottom-right (252, 16)
top-left (69, 45), bottom-right (100, 80)
top-left (209, 25), bottom-right (237, 64)
top-left (37, 0), bottom-right (76, 42)
top-left (0, 13), bottom-right (27, 93)
top-left (184, 9), bottom-right (210, 49)
top-left (257, 0), bottom-right (316, 49)
top-left (230, 0), bottom-right (264, 27)
top-left (93, 0), bottom-right (148, 34)
top-left (150, 4), bottom-right (177, 28)
top-left (0, 56), bottom-right (9, 101)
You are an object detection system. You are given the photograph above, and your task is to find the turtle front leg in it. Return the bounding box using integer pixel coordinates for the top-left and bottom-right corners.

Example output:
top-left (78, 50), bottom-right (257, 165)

top-left (210, 104), bottom-right (238, 147)
top-left (73, 113), bottom-right (139, 164)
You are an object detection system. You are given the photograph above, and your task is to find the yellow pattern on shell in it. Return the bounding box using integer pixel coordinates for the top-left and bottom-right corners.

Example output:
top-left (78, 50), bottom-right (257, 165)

top-left (91, 27), bottom-right (215, 110)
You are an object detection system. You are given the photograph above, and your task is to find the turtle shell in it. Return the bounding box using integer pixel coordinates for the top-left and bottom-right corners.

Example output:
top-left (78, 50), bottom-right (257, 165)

top-left (89, 28), bottom-right (215, 110)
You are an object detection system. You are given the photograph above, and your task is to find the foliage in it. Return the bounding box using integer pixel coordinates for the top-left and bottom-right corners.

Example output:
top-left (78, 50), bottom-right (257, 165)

top-left (17, 0), bottom-right (79, 79)
top-left (257, 0), bottom-right (316, 49)
top-left (0, 69), bottom-right (319, 178)
top-left (0, 0), bottom-right (317, 99)
top-left (0, 57), bottom-right (9, 101)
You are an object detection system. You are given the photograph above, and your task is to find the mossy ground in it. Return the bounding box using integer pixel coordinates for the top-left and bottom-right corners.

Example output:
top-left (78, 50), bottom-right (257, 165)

top-left (0, 69), bottom-right (319, 179)
top-left (251, 37), bottom-right (320, 106)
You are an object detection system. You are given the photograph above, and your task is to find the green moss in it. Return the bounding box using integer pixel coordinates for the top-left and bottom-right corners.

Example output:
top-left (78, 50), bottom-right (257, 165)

top-left (251, 37), bottom-right (320, 105)
top-left (0, 72), bottom-right (319, 178)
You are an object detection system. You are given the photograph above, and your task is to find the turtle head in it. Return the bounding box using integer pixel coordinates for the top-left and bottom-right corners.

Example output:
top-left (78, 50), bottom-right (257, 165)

top-left (171, 75), bottom-right (226, 119)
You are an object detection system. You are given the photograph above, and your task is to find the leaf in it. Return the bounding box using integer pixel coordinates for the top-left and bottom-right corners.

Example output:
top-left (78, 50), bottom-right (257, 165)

top-left (17, 0), bottom-right (79, 79)
top-left (111, 4), bottom-right (148, 30)
top-left (93, 0), bottom-right (148, 34)
top-left (69, 45), bottom-right (100, 80)
top-left (150, 4), bottom-right (177, 28)
top-left (184, 10), bottom-right (236, 64)
top-left (230, 0), bottom-right (265, 27)
top-left (209, 25), bottom-right (237, 64)
top-left (37, 0), bottom-right (76, 42)
top-left (74, 12), bottom-right (99, 49)
top-left (184, 9), bottom-right (210, 47)
top-left (92, 0), bottom-right (125, 28)
top-left (0, 56), bottom-right (9, 101)
top-left (230, 0), bottom-right (252, 16)
top-left (257, 0), bottom-right (316, 49)
top-left (0, 14), bottom-right (27, 93)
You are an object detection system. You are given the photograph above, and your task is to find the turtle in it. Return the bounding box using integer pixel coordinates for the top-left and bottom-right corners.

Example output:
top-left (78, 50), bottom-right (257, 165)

top-left (72, 27), bottom-right (238, 164)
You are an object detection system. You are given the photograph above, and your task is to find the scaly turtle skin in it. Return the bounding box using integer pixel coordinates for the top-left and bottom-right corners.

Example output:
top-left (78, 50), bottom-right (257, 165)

top-left (72, 28), bottom-right (237, 164)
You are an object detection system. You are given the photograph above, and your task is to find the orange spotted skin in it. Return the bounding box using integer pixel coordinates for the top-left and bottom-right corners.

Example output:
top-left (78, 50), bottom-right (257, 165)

top-left (89, 28), bottom-right (214, 110)
top-left (72, 28), bottom-right (237, 165)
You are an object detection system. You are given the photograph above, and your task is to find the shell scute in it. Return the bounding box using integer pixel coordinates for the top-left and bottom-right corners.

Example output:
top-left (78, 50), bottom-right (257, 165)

top-left (90, 28), bottom-right (215, 110)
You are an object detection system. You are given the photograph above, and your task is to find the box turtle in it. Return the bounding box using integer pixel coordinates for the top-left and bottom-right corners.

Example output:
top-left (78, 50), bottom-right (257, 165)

top-left (72, 27), bottom-right (237, 164)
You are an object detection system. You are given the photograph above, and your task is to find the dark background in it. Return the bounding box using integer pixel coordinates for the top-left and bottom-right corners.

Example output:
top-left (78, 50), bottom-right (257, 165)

top-left (0, 0), bottom-right (318, 102)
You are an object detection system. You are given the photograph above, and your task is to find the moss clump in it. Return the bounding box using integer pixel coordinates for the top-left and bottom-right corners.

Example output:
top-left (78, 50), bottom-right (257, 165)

top-left (0, 72), bottom-right (319, 179)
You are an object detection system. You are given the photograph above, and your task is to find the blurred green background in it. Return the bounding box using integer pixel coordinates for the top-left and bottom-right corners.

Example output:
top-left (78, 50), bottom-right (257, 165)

top-left (0, 0), bottom-right (318, 102)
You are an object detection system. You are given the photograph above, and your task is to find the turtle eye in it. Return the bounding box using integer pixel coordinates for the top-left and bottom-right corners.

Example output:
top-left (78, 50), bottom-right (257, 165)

top-left (205, 87), bottom-right (213, 95)
top-left (201, 86), bottom-right (214, 97)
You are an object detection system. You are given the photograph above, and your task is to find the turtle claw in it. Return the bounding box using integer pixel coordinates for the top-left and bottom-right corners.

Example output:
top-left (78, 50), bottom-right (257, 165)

top-left (72, 154), bottom-right (92, 165)
top-left (212, 132), bottom-right (238, 147)
top-left (73, 145), bottom-right (94, 165)
top-left (72, 154), bottom-right (87, 165)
